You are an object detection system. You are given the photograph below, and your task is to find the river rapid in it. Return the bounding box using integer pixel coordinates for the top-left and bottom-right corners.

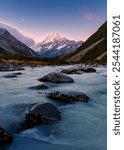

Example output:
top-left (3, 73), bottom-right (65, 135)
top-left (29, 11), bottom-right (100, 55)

top-left (0, 65), bottom-right (107, 150)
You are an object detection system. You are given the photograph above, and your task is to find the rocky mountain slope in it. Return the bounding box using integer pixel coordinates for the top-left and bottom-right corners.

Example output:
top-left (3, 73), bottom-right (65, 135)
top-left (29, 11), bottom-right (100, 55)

top-left (0, 28), bottom-right (38, 57)
top-left (36, 32), bottom-right (83, 58)
top-left (63, 21), bottom-right (107, 64)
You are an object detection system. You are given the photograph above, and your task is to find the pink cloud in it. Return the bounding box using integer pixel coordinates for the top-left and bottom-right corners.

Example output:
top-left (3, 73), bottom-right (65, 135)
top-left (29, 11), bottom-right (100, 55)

top-left (80, 6), bottom-right (99, 22)
top-left (84, 12), bottom-right (99, 21)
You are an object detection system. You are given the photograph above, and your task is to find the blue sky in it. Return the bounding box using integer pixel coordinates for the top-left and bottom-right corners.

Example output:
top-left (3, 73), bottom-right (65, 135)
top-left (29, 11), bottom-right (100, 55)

top-left (0, 0), bottom-right (107, 42)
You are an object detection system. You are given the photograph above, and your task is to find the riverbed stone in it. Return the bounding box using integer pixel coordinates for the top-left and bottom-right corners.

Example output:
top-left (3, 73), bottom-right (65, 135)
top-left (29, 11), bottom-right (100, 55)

top-left (38, 72), bottom-right (74, 83)
top-left (47, 91), bottom-right (89, 103)
top-left (0, 62), bottom-right (25, 71)
top-left (16, 103), bottom-right (61, 133)
top-left (29, 83), bottom-right (49, 90)
top-left (4, 72), bottom-right (22, 78)
top-left (61, 67), bottom-right (96, 74)
top-left (0, 127), bottom-right (13, 146)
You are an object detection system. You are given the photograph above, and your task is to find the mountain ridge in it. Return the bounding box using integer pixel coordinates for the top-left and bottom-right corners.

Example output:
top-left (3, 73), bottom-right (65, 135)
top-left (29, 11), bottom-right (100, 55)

top-left (0, 28), bottom-right (38, 57)
top-left (0, 22), bottom-right (35, 48)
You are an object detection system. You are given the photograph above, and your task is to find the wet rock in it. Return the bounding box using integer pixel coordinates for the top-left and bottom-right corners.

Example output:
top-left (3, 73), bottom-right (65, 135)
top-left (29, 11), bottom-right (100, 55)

top-left (4, 72), bottom-right (22, 78)
top-left (29, 83), bottom-right (49, 90)
top-left (83, 67), bottom-right (96, 73)
top-left (0, 127), bottom-right (13, 146)
top-left (61, 68), bottom-right (82, 74)
top-left (14, 72), bottom-right (23, 75)
top-left (16, 103), bottom-right (61, 133)
top-left (38, 72), bottom-right (74, 83)
top-left (4, 74), bottom-right (17, 78)
top-left (61, 67), bottom-right (96, 74)
top-left (47, 91), bottom-right (89, 103)
top-left (0, 62), bottom-right (25, 71)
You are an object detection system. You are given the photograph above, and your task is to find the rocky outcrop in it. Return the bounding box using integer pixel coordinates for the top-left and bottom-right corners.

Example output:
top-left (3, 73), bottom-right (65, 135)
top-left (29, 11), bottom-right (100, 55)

top-left (38, 72), bottom-right (74, 83)
top-left (0, 127), bottom-right (13, 146)
top-left (16, 103), bottom-right (61, 133)
top-left (47, 91), bottom-right (89, 103)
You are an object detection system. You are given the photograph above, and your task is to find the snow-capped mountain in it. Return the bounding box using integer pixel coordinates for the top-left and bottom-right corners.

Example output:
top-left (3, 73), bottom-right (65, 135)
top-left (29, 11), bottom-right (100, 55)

top-left (0, 22), bottom-right (35, 48)
top-left (42, 32), bottom-right (62, 44)
top-left (0, 28), bottom-right (38, 57)
top-left (36, 33), bottom-right (83, 58)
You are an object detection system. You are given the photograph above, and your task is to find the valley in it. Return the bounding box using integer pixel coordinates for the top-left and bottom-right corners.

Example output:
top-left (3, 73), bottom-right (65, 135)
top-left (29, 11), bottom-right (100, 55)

top-left (0, 19), bottom-right (107, 150)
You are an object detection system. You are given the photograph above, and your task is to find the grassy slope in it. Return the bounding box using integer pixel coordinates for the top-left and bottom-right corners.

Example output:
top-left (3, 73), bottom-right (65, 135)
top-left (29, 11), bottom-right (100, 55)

top-left (0, 54), bottom-right (49, 65)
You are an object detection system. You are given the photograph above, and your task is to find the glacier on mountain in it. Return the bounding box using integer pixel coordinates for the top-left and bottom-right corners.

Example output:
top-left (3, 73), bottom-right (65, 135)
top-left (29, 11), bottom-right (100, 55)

top-left (36, 33), bottom-right (83, 58)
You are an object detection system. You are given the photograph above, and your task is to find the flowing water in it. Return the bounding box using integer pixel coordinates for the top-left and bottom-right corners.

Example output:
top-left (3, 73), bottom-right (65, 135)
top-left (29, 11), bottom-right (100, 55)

top-left (0, 66), bottom-right (107, 150)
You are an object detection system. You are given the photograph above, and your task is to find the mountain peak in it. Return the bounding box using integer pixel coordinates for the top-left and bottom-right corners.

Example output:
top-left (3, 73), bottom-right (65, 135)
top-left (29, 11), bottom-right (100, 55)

top-left (51, 32), bottom-right (61, 37)
top-left (42, 32), bottom-right (62, 44)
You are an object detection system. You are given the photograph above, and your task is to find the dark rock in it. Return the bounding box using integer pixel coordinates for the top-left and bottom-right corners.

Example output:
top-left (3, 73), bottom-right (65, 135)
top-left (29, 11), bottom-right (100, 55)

top-left (29, 83), bottom-right (49, 90)
top-left (14, 72), bottom-right (23, 75)
top-left (61, 68), bottom-right (81, 74)
top-left (4, 74), bottom-right (17, 78)
top-left (16, 103), bottom-right (61, 133)
top-left (0, 127), bottom-right (13, 146)
top-left (28, 103), bottom-right (61, 121)
top-left (83, 67), bottom-right (96, 73)
top-left (38, 72), bottom-right (74, 83)
top-left (47, 91), bottom-right (89, 103)
top-left (0, 62), bottom-right (25, 71)
top-left (4, 72), bottom-right (22, 78)
top-left (61, 67), bottom-right (96, 74)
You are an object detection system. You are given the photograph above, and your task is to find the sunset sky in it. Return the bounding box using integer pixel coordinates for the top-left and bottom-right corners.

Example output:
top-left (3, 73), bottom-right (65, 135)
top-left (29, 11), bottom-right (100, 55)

top-left (0, 0), bottom-right (106, 42)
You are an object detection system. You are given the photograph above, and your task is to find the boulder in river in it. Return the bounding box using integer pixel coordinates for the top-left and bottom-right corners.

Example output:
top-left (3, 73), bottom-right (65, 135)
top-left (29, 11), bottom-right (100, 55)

top-left (0, 127), bottom-right (13, 146)
top-left (83, 67), bottom-right (96, 73)
top-left (16, 103), bottom-right (61, 133)
top-left (38, 72), bottom-right (74, 83)
top-left (47, 91), bottom-right (89, 103)
top-left (4, 72), bottom-right (22, 78)
top-left (0, 62), bottom-right (25, 71)
top-left (29, 83), bottom-right (49, 90)
top-left (61, 67), bottom-right (96, 74)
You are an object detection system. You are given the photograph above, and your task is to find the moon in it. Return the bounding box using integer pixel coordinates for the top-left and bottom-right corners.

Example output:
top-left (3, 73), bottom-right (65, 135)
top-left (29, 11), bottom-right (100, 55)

top-left (21, 18), bottom-right (24, 22)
